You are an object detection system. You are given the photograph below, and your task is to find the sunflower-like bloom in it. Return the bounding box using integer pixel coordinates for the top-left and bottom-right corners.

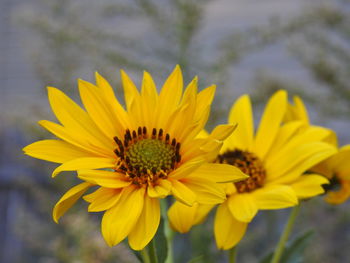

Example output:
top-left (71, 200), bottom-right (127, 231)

top-left (287, 96), bottom-right (350, 204)
top-left (168, 90), bottom-right (336, 249)
top-left (23, 66), bottom-right (248, 250)
top-left (317, 145), bottom-right (350, 204)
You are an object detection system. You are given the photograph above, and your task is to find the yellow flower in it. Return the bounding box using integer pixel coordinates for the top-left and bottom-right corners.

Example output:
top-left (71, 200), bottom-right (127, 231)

top-left (23, 66), bottom-right (248, 250)
top-left (321, 145), bottom-right (350, 204)
top-left (287, 96), bottom-right (350, 205)
top-left (168, 90), bottom-right (336, 250)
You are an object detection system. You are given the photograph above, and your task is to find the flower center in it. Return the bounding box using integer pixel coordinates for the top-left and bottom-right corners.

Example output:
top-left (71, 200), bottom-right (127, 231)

top-left (217, 149), bottom-right (266, 193)
top-left (113, 127), bottom-right (181, 185)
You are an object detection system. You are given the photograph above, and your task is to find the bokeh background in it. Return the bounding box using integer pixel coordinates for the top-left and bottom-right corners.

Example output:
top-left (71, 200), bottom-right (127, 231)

top-left (1, 0), bottom-right (350, 262)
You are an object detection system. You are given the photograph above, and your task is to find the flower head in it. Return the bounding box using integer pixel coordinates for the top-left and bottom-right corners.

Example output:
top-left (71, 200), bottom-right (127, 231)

top-left (23, 66), bottom-right (247, 250)
top-left (169, 90), bottom-right (336, 249)
top-left (287, 96), bottom-right (350, 205)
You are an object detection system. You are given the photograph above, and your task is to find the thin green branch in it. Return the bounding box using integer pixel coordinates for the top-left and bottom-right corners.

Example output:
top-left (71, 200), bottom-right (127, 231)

top-left (271, 205), bottom-right (301, 263)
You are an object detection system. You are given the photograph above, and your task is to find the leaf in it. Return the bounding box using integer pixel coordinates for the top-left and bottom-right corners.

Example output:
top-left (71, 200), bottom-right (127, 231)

top-left (260, 230), bottom-right (314, 263)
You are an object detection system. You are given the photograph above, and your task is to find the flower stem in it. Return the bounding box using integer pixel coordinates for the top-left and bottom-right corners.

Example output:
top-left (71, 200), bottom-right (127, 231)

top-left (148, 239), bottom-right (159, 263)
top-left (161, 199), bottom-right (174, 263)
top-left (141, 247), bottom-right (151, 263)
top-left (271, 205), bottom-right (300, 263)
top-left (228, 246), bottom-right (237, 263)
top-left (141, 239), bottom-right (158, 263)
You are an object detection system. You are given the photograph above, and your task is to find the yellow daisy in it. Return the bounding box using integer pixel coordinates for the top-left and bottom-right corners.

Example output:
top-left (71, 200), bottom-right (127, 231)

top-left (168, 90), bottom-right (336, 249)
top-left (23, 66), bottom-right (248, 250)
top-left (287, 96), bottom-right (350, 205)
top-left (320, 145), bottom-right (350, 204)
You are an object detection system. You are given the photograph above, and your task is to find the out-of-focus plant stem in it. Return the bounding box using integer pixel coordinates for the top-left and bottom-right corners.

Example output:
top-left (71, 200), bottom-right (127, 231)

top-left (141, 247), bottom-right (151, 263)
top-left (228, 246), bottom-right (237, 263)
top-left (148, 239), bottom-right (158, 263)
top-left (161, 199), bottom-right (174, 263)
top-left (271, 205), bottom-right (301, 263)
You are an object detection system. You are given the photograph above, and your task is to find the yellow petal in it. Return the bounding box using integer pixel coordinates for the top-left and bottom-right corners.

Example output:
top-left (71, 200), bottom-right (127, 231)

top-left (193, 204), bottom-right (215, 225)
top-left (168, 201), bottom-right (197, 233)
top-left (155, 65), bottom-right (183, 129)
top-left (210, 124), bottom-right (237, 142)
top-left (147, 179), bottom-right (172, 198)
top-left (196, 130), bottom-right (210, 139)
top-left (47, 87), bottom-right (113, 151)
top-left (23, 139), bottom-right (91, 163)
top-left (266, 142), bottom-right (336, 183)
top-left (53, 182), bottom-right (92, 223)
top-left (253, 184), bottom-right (298, 209)
top-left (325, 180), bottom-right (350, 205)
top-left (195, 85), bottom-right (216, 118)
top-left (182, 85), bottom-right (216, 143)
top-left (78, 79), bottom-right (119, 138)
top-left (168, 202), bottom-right (214, 234)
top-left (269, 126), bottom-right (335, 165)
top-left (141, 71), bottom-right (158, 103)
top-left (95, 72), bottom-right (131, 134)
top-left (169, 156), bottom-right (205, 180)
top-left (331, 145), bottom-right (350, 179)
top-left (83, 187), bottom-right (123, 212)
top-left (285, 96), bottom-right (310, 123)
top-left (290, 174), bottom-right (329, 199)
top-left (225, 95), bottom-right (254, 151)
top-left (265, 121), bottom-right (303, 159)
top-left (181, 177), bottom-right (226, 204)
top-left (311, 158), bottom-right (334, 179)
top-left (227, 194), bottom-right (258, 223)
top-left (254, 90), bottom-right (287, 159)
top-left (52, 157), bottom-right (116, 177)
top-left (187, 124), bottom-right (234, 156)
top-left (165, 102), bottom-right (196, 142)
top-left (292, 96), bottom-right (309, 123)
top-left (38, 120), bottom-right (111, 157)
top-left (170, 179), bottom-right (196, 206)
top-left (184, 106), bottom-right (210, 143)
top-left (120, 70), bottom-right (140, 112)
top-left (180, 76), bottom-right (198, 108)
top-left (214, 201), bottom-right (248, 250)
top-left (188, 163), bottom-right (248, 183)
top-left (140, 71), bottom-right (158, 128)
top-left (128, 196), bottom-right (160, 250)
top-left (78, 169), bottom-right (131, 188)
top-left (180, 138), bottom-right (209, 161)
top-left (101, 186), bottom-right (145, 247)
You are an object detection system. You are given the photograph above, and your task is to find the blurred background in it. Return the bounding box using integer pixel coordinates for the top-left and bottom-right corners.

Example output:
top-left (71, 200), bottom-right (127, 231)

top-left (1, 0), bottom-right (350, 262)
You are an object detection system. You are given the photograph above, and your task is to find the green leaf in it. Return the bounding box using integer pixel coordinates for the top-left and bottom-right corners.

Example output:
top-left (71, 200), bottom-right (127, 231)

top-left (260, 230), bottom-right (314, 263)
top-left (154, 218), bottom-right (168, 263)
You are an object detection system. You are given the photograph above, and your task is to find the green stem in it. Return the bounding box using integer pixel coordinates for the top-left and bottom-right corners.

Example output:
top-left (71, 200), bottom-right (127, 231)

top-left (228, 246), bottom-right (237, 263)
top-left (161, 199), bottom-right (174, 263)
top-left (271, 205), bottom-right (301, 263)
top-left (141, 247), bottom-right (151, 263)
top-left (164, 222), bottom-right (174, 263)
top-left (148, 239), bottom-right (158, 263)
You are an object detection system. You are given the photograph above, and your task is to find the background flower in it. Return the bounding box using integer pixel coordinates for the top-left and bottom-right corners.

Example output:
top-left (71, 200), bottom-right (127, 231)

top-left (287, 96), bottom-right (350, 205)
top-left (169, 90), bottom-right (335, 249)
